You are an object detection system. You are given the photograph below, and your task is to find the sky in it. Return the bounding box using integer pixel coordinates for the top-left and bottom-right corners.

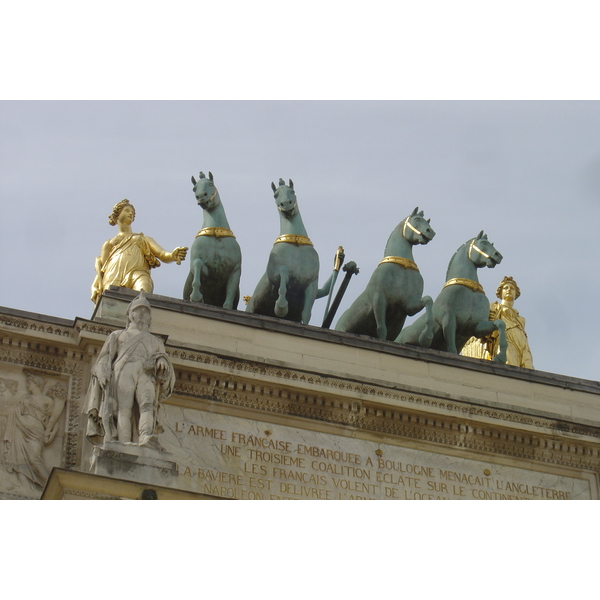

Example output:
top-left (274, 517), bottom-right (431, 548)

top-left (1, 100), bottom-right (599, 382)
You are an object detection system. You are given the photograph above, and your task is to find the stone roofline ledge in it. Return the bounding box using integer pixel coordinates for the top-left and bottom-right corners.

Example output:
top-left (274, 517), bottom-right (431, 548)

top-left (3, 286), bottom-right (598, 431)
top-left (86, 287), bottom-right (599, 393)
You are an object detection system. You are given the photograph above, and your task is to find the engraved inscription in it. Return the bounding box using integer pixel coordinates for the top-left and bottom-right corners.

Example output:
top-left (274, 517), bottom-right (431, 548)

top-left (158, 408), bottom-right (593, 500)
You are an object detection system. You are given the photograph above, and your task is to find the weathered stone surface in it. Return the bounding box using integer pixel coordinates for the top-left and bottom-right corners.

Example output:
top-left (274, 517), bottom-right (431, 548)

top-left (2, 288), bottom-right (600, 500)
top-left (90, 443), bottom-right (179, 490)
top-left (157, 408), bottom-right (593, 500)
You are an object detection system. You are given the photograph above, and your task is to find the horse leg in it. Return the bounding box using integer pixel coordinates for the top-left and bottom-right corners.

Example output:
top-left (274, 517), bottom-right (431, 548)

top-left (387, 315), bottom-right (406, 341)
top-left (402, 295), bottom-right (433, 345)
top-left (417, 295), bottom-right (434, 348)
top-left (473, 319), bottom-right (507, 363)
top-left (316, 272), bottom-right (335, 299)
top-left (223, 266), bottom-right (241, 310)
top-left (183, 271), bottom-right (193, 302)
top-left (274, 266), bottom-right (289, 318)
top-left (301, 281), bottom-right (318, 324)
top-left (492, 319), bottom-right (507, 363)
top-left (441, 312), bottom-right (458, 353)
top-left (246, 273), bottom-right (269, 314)
top-left (189, 257), bottom-right (205, 303)
top-left (372, 291), bottom-right (388, 340)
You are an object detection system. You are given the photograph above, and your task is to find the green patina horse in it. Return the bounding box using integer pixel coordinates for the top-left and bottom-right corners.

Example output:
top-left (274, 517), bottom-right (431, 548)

top-left (246, 178), bottom-right (334, 324)
top-left (335, 207), bottom-right (436, 342)
top-left (396, 231), bottom-right (508, 362)
top-left (183, 171), bottom-right (242, 309)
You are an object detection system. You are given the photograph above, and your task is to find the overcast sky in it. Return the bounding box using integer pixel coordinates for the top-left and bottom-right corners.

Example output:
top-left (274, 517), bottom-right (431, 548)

top-left (0, 100), bottom-right (599, 381)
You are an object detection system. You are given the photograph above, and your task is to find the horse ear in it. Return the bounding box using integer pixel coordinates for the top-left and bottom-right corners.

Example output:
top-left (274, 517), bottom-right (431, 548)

top-left (271, 182), bottom-right (277, 193)
top-left (191, 175), bottom-right (197, 186)
top-left (427, 218), bottom-right (430, 223)
top-left (289, 179), bottom-right (294, 189)
top-left (477, 230), bottom-right (484, 239)
top-left (412, 207), bottom-right (418, 215)
top-left (209, 171), bottom-right (214, 182)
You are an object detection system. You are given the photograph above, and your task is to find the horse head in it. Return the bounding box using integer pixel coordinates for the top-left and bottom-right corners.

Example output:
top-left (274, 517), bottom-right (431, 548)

top-left (191, 171), bottom-right (220, 211)
top-left (468, 231), bottom-right (503, 268)
top-left (402, 207), bottom-right (436, 245)
top-left (271, 178), bottom-right (298, 218)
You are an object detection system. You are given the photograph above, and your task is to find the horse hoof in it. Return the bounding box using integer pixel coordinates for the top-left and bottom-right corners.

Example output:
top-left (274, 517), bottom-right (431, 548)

top-left (494, 353), bottom-right (507, 364)
top-left (418, 330), bottom-right (434, 348)
top-left (190, 292), bottom-right (203, 303)
top-left (274, 302), bottom-right (288, 318)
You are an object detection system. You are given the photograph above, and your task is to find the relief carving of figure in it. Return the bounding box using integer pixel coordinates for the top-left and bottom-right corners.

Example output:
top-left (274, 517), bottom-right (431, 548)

top-left (0, 378), bottom-right (18, 400)
top-left (461, 276), bottom-right (533, 368)
top-left (0, 377), bottom-right (19, 467)
top-left (2, 371), bottom-right (66, 494)
top-left (85, 291), bottom-right (175, 449)
top-left (91, 199), bottom-right (188, 303)
top-left (0, 377), bottom-right (18, 433)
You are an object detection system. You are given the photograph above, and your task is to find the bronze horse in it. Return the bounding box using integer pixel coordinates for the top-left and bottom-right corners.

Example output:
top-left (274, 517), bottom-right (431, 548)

top-left (397, 231), bottom-right (507, 361)
top-left (246, 179), bottom-right (333, 324)
top-left (183, 172), bottom-right (242, 309)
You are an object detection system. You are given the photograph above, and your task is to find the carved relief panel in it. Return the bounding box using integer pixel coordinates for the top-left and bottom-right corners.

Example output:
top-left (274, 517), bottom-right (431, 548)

top-left (0, 363), bottom-right (70, 498)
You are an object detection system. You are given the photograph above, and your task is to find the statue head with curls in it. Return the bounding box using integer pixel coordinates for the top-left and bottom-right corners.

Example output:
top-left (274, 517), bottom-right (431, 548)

top-left (108, 199), bottom-right (136, 226)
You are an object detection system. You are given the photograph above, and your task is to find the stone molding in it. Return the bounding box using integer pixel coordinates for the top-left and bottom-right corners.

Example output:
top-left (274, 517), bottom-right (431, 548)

top-left (0, 313), bottom-right (74, 338)
top-left (75, 322), bottom-right (117, 337)
top-left (2, 305), bottom-right (600, 494)
top-left (167, 347), bottom-right (600, 474)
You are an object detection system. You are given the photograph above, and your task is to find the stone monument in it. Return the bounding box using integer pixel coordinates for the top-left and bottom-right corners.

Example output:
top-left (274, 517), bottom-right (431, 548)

top-left (85, 291), bottom-right (175, 449)
top-left (1, 173), bottom-right (597, 501)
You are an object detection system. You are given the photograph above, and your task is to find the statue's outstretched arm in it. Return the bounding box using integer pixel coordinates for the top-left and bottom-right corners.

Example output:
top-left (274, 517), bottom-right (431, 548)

top-left (145, 236), bottom-right (188, 264)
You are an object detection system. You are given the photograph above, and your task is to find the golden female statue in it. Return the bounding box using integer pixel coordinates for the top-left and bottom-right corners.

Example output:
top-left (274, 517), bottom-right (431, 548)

top-left (461, 276), bottom-right (533, 368)
top-left (91, 199), bottom-right (188, 303)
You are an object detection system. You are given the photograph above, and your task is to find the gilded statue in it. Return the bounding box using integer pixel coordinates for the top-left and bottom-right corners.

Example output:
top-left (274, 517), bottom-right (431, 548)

top-left (85, 292), bottom-right (175, 449)
top-left (91, 199), bottom-right (188, 303)
top-left (462, 276), bottom-right (533, 368)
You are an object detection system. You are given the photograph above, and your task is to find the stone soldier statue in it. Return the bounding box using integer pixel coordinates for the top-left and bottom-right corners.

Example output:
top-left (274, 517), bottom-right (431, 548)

top-left (85, 291), bottom-right (175, 449)
top-left (462, 276), bottom-right (533, 368)
top-left (91, 199), bottom-right (188, 303)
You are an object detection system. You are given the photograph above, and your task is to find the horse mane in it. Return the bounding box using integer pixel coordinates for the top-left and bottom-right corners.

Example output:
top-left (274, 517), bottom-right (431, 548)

top-left (383, 228), bottom-right (396, 255)
top-left (445, 238), bottom-right (474, 281)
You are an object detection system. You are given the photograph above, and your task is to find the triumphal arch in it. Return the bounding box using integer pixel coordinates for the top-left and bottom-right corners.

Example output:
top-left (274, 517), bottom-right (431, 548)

top-left (0, 285), bottom-right (598, 500)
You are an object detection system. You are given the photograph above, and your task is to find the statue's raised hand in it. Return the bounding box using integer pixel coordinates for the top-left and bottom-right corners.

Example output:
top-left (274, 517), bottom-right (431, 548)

top-left (171, 246), bottom-right (188, 265)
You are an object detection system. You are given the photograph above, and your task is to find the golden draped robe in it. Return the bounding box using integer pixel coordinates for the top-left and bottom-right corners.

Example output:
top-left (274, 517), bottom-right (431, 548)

top-left (93, 233), bottom-right (161, 300)
top-left (461, 302), bottom-right (533, 369)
